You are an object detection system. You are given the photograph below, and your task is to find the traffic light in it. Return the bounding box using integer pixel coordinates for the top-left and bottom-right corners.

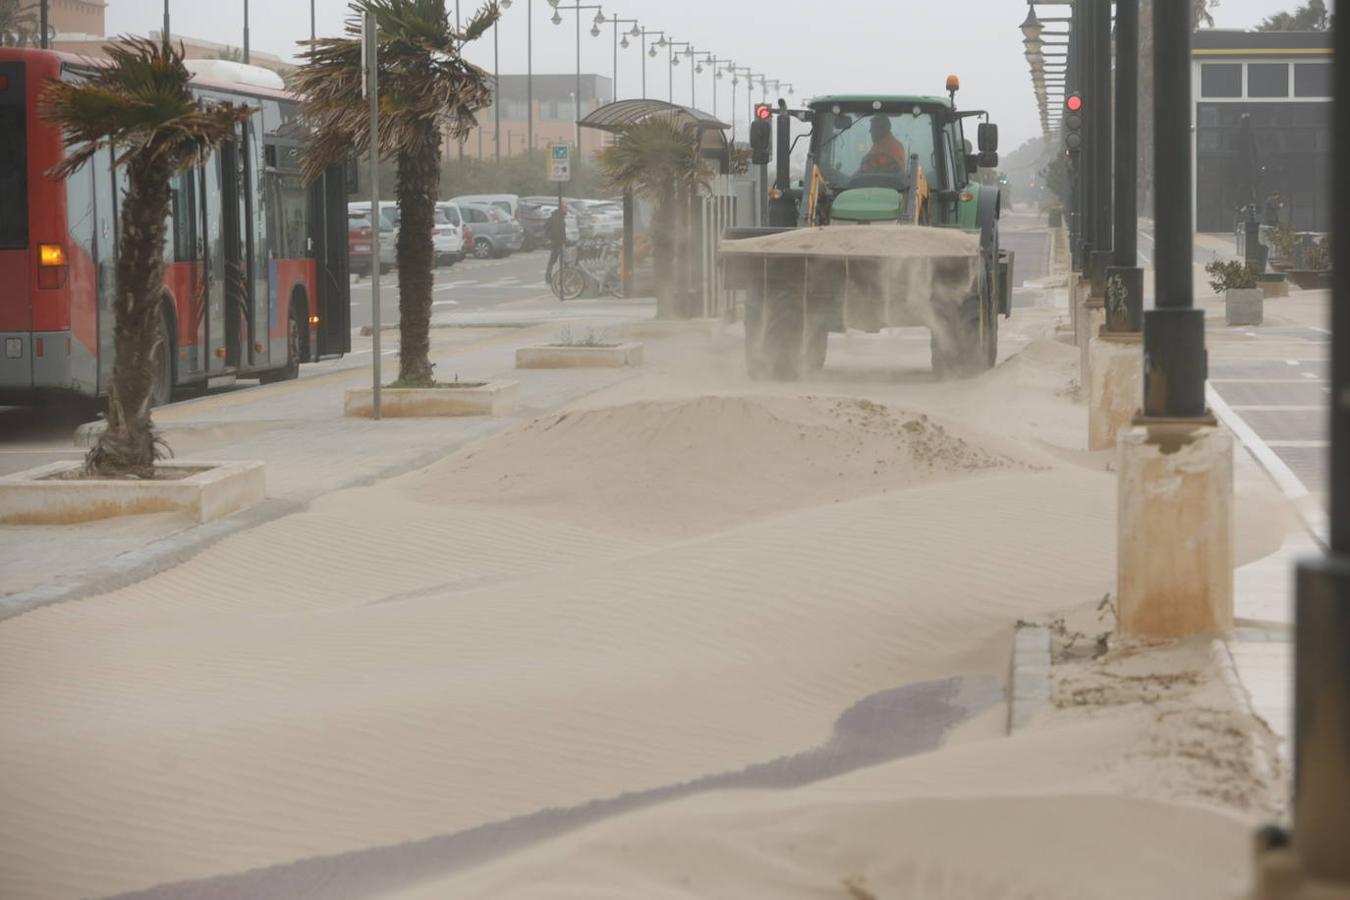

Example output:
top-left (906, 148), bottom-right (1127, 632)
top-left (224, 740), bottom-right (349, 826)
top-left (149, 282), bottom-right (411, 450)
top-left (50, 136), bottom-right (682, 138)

top-left (1063, 93), bottom-right (1084, 153)
top-left (750, 103), bottom-right (773, 165)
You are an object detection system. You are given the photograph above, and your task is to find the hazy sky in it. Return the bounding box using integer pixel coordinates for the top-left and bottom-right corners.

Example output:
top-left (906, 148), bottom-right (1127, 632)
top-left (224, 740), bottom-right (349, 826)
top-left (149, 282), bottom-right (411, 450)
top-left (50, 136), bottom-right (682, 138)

top-left (107, 0), bottom-right (1330, 151)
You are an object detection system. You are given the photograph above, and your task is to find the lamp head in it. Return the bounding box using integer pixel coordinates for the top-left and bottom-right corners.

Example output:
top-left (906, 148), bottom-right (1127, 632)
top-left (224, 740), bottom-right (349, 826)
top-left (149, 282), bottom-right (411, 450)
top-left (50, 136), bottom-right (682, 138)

top-left (551, 11), bottom-right (562, 25)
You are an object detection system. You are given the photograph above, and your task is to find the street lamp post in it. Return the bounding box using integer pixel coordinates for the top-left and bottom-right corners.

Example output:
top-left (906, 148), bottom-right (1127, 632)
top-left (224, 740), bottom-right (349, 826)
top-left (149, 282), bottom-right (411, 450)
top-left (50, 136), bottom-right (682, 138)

top-left (548, 1), bottom-right (604, 153)
top-left (698, 54), bottom-right (726, 117)
top-left (499, 0), bottom-right (535, 159)
top-left (665, 39), bottom-right (691, 104)
top-left (599, 15), bottom-right (639, 101)
top-left (668, 42), bottom-right (695, 107)
top-left (243, 0), bottom-right (250, 63)
top-left (637, 29), bottom-right (664, 100)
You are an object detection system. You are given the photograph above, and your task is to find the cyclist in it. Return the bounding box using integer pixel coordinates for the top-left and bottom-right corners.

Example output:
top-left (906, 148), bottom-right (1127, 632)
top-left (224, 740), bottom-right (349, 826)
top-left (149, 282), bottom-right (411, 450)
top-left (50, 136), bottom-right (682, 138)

top-left (544, 207), bottom-right (567, 286)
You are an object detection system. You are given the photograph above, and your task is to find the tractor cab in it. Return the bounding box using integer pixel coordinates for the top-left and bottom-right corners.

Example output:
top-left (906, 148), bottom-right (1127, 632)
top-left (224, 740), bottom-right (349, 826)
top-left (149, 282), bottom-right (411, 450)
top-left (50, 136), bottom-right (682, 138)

top-left (789, 87), bottom-right (1000, 228)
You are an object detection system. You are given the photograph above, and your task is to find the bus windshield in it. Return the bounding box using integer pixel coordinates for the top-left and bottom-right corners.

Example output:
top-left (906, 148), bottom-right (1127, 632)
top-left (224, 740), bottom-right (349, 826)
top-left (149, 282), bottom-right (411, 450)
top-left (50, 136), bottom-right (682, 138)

top-left (816, 107), bottom-right (940, 193)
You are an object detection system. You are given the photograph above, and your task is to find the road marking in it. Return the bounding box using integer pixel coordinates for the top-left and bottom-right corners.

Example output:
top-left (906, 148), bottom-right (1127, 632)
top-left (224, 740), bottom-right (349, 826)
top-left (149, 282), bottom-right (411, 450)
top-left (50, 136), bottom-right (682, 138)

top-left (1286, 359), bottom-right (1300, 366)
top-left (432, 300), bottom-right (459, 307)
top-left (1211, 378), bottom-right (1327, 384)
top-left (1228, 404), bottom-right (1324, 412)
top-left (1207, 384), bottom-right (1310, 500)
top-left (1263, 440), bottom-right (1328, 448)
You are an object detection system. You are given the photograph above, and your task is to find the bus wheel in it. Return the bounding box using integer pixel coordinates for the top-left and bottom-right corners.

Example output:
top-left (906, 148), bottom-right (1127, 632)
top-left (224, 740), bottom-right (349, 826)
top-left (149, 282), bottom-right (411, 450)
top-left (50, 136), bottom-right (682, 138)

top-left (149, 308), bottom-right (174, 408)
top-left (261, 305), bottom-right (303, 384)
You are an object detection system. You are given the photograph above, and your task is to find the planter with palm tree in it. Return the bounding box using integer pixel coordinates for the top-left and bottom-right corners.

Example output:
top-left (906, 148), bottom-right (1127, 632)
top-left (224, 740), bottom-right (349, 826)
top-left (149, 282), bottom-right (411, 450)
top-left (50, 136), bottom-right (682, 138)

top-left (0, 37), bottom-right (266, 523)
top-left (597, 117), bottom-right (708, 320)
top-left (294, 0), bottom-right (498, 388)
top-left (44, 37), bottom-right (254, 478)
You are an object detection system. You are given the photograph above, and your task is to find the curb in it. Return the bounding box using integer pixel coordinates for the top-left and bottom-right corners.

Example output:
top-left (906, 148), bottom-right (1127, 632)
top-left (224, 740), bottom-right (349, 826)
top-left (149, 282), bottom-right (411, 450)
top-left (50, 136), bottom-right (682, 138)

top-left (1007, 623), bottom-right (1053, 733)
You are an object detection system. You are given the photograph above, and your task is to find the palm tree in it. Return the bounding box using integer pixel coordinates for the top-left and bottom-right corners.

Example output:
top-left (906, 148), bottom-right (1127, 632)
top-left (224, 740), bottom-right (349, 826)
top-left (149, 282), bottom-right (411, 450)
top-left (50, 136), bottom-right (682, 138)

top-left (42, 37), bottom-right (254, 477)
top-left (597, 117), bottom-right (708, 319)
top-left (0, 0), bottom-right (40, 47)
top-left (293, 0), bottom-right (498, 386)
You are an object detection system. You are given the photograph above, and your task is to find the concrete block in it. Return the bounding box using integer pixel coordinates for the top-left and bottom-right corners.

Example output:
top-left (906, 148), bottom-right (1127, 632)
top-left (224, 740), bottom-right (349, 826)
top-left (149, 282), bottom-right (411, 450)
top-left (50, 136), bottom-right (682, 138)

top-left (1088, 332), bottom-right (1143, 451)
top-left (620, 318), bottom-right (720, 340)
top-left (1078, 298), bottom-right (1105, 390)
top-left (515, 342), bottom-right (644, 369)
top-left (1118, 423), bottom-right (1234, 638)
top-left (343, 382), bottom-right (518, 418)
top-left (0, 460), bottom-right (264, 525)
top-left (1225, 288), bottom-right (1264, 326)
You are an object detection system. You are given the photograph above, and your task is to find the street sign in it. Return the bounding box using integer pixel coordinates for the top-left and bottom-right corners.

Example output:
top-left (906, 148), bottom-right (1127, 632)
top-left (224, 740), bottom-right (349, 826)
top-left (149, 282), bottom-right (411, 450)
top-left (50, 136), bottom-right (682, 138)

top-left (548, 143), bottom-right (572, 182)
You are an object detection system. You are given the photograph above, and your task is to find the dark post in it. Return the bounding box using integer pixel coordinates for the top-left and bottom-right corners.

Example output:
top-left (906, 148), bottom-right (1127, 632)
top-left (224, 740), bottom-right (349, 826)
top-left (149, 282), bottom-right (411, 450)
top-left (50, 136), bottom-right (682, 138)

top-left (622, 188), bottom-right (635, 299)
top-left (1092, 0), bottom-right (1113, 256)
top-left (243, 0), bottom-right (251, 64)
top-left (1283, 6), bottom-right (1350, 887)
top-left (39, 0), bottom-right (48, 49)
top-left (1072, 1), bottom-right (1094, 268)
top-left (1105, 0), bottom-right (1143, 334)
top-left (1140, 0), bottom-right (1206, 419)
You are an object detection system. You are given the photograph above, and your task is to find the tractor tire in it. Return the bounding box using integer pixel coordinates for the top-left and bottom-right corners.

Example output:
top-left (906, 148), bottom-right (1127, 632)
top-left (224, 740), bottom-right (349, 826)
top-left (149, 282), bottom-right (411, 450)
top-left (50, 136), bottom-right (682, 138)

top-left (802, 314), bottom-right (829, 374)
top-left (763, 280), bottom-right (806, 381)
top-left (931, 292), bottom-right (996, 380)
top-left (743, 289), bottom-right (771, 380)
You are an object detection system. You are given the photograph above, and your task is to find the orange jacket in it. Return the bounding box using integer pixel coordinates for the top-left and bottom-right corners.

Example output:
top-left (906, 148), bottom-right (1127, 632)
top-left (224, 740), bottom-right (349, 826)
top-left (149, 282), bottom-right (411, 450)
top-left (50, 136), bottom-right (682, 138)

top-left (860, 134), bottom-right (907, 173)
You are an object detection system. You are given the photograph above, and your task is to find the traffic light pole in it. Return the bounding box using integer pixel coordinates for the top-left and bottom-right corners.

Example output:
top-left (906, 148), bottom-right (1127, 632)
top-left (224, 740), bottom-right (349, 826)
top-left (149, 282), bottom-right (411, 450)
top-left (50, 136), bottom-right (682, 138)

top-left (1070, 2), bottom-right (1092, 271)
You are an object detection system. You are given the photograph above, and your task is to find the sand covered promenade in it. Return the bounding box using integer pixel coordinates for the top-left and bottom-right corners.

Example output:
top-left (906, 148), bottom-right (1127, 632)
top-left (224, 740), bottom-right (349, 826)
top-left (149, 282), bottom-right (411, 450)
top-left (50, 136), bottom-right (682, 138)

top-left (0, 312), bottom-right (1294, 899)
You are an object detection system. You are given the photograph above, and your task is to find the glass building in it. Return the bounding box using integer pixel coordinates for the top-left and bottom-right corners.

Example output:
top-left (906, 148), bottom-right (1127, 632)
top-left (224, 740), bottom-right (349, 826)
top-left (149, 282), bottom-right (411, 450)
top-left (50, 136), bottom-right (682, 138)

top-left (1192, 30), bottom-right (1332, 233)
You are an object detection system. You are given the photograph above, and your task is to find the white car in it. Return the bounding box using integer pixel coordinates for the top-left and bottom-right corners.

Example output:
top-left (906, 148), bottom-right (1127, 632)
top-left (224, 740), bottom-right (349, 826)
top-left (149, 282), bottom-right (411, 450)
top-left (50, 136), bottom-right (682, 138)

top-left (347, 200), bottom-right (463, 266)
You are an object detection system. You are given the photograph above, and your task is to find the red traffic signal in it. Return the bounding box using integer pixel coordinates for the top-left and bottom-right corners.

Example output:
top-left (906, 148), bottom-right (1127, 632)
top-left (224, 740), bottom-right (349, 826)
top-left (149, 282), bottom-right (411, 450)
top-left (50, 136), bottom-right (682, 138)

top-left (754, 103), bottom-right (772, 121)
top-left (1066, 93), bottom-right (1083, 112)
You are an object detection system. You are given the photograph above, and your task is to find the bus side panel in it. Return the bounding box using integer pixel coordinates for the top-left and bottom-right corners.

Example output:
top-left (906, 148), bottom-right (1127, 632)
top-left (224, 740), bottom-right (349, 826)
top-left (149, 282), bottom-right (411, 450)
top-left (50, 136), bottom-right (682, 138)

top-left (267, 257), bottom-right (312, 363)
top-left (64, 159), bottom-right (98, 395)
top-left (164, 261), bottom-right (205, 381)
top-left (25, 55), bottom-right (69, 337)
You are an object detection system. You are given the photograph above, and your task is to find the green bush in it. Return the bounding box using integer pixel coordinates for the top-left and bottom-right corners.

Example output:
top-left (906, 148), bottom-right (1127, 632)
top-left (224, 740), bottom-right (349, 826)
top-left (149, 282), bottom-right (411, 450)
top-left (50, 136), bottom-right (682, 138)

top-left (1268, 222), bottom-right (1297, 259)
top-left (1302, 236), bottom-right (1330, 271)
top-left (1205, 259), bottom-right (1259, 293)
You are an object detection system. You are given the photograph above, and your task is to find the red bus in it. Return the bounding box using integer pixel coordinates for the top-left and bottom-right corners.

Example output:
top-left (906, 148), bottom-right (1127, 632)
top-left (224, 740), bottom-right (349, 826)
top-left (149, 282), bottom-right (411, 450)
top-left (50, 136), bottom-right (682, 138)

top-left (0, 48), bottom-right (351, 409)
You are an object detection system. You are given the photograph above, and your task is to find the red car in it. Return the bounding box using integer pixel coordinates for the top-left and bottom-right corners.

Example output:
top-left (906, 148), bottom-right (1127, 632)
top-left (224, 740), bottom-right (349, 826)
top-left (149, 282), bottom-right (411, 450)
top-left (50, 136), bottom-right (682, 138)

top-left (348, 211), bottom-right (375, 277)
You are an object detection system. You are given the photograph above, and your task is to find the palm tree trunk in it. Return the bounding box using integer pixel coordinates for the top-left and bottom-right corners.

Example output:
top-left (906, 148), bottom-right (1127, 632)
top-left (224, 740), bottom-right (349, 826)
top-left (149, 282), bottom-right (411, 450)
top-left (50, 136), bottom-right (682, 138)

top-left (395, 135), bottom-right (441, 385)
top-left (87, 155), bottom-right (170, 478)
top-left (653, 192), bottom-right (676, 319)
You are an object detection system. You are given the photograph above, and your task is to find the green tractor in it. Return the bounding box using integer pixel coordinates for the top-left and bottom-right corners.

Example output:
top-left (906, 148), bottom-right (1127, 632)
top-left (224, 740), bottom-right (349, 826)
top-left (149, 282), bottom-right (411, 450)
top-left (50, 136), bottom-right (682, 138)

top-left (721, 79), bottom-right (1013, 380)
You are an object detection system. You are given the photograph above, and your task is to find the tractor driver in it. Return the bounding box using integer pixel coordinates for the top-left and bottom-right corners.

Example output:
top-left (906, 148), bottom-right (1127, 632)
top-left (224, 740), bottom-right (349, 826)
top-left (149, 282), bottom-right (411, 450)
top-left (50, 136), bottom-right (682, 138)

top-left (857, 115), bottom-right (907, 175)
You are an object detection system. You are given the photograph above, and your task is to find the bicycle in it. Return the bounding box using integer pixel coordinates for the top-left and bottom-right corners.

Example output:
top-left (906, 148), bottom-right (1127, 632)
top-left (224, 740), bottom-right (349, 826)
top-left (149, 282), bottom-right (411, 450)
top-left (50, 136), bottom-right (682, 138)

top-left (577, 238), bottom-right (625, 298)
top-left (549, 244), bottom-right (586, 301)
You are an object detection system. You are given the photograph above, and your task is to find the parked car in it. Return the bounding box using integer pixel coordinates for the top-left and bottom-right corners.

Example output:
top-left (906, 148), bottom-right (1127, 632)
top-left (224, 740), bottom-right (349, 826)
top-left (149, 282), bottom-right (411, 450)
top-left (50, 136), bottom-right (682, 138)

top-left (447, 202), bottom-right (525, 259)
top-left (450, 193), bottom-right (519, 219)
top-left (580, 200), bottom-right (625, 239)
top-left (347, 208), bottom-right (395, 276)
top-left (522, 197), bottom-right (583, 244)
top-left (348, 200), bottom-right (463, 267)
top-left (515, 200), bottom-right (553, 250)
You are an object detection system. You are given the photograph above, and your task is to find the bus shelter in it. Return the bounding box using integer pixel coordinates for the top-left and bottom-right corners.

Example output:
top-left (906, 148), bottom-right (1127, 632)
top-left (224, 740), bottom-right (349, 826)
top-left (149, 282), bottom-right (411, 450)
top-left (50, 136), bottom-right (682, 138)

top-left (579, 99), bottom-right (731, 305)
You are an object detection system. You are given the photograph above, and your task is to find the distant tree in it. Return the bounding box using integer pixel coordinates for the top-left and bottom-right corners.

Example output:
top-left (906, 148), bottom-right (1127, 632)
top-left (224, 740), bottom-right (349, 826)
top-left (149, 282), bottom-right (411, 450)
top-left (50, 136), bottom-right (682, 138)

top-left (295, 0), bottom-right (499, 387)
top-left (1257, 0), bottom-right (1332, 30)
top-left (0, 0), bottom-right (42, 47)
top-left (42, 38), bottom-right (254, 477)
top-left (215, 45), bottom-right (245, 62)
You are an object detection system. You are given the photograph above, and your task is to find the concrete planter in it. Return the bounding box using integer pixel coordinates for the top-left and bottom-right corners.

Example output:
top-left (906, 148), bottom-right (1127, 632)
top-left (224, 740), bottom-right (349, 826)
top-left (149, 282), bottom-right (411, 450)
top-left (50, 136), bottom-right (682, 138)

top-left (1257, 272), bottom-right (1289, 300)
top-left (0, 460), bottom-right (265, 525)
top-left (343, 381), bottom-right (518, 418)
top-left (1225, 288), bottom-right (1263, 327)
top-left (1287, 269), bottom-right (1331, 291)
top-left (515, 342), bottom-right (644, 369)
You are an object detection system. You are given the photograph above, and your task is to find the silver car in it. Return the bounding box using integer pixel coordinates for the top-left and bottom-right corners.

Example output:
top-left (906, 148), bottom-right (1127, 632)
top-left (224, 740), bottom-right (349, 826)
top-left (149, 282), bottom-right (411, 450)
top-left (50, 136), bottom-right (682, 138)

top-left (453, 202), bottom-right (526, 259)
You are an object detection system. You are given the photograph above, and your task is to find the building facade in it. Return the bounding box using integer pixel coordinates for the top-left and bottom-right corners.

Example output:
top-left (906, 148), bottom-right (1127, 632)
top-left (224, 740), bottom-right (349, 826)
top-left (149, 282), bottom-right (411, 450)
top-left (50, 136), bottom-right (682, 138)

top-left (1192, 30), bottom-right (1332, 232)
top-left (455, 73), bottom-right (614, 160)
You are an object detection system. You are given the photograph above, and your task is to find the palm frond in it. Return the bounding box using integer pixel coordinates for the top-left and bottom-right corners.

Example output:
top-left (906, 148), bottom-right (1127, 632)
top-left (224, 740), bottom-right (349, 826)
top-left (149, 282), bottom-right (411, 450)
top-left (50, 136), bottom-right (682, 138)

top-left (460, 2), bottom-right (501, 43)
top-left (40, 36), bottom-right (254, 180)
top-left (597, 117), bottom-right (709, 202)
top-left (295, 0), bottom-right (496, 182)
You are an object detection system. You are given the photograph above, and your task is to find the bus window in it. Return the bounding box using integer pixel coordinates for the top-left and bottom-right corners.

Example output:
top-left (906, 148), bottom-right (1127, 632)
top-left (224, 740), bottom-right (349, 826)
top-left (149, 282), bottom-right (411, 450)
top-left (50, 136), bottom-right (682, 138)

top-left (0, 62), bottom-right (27, 250)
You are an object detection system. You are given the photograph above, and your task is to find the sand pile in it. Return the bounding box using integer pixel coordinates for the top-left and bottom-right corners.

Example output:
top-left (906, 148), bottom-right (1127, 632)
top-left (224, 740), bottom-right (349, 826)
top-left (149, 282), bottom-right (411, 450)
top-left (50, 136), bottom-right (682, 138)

top-left (414, 395), bottom-right (1038, 538)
